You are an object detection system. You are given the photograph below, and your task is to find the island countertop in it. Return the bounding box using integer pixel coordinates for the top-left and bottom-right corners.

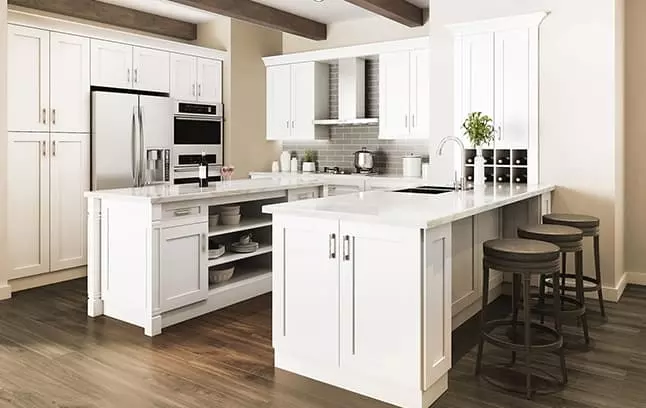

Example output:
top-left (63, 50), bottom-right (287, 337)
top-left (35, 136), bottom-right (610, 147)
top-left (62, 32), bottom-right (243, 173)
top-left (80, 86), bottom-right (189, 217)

top-left (84, 178), bottom-right (326, 204)
top-left (263, 184), bottom-right (556, 228)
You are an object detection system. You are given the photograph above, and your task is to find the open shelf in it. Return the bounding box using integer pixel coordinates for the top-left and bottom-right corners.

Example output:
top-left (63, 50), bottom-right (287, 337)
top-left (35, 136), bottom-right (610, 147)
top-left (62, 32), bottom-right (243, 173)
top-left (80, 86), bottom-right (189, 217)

top-left (209, 266), bottom-right (272, 295)
top-left (208, 244), bottom-right (272, 267)
top-left (209, 217), bottom-right (272, 237)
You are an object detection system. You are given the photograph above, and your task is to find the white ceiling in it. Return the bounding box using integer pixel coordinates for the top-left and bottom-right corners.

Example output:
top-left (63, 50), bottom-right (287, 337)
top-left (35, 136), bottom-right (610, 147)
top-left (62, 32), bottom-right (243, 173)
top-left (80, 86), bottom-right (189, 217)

top-left (99, 0), bottom-right (429, 25)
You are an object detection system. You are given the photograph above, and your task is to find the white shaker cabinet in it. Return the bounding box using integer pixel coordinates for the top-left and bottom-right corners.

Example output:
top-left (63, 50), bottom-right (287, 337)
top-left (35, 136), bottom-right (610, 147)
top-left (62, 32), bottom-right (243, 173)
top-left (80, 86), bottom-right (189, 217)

top-left (266, 62), bottom-right (329, 141)
top-left (133, 47), bottom-right (170, 93)
top-left (50, 32), bottom-right (90, 133)
top-left (197, 57), bottom-right (222, 103)
top-left (379, 49), bottom-right (430, 140)
top-left (274, 217), bottom-right (339, 363)
top-left (91, 39), bottom-right (133, 89)
top-left (158, 222), bottom-right (209, 313)
top-left (8, 25), bottom-right (49, 132)
top-left (7, 133), bottom-right (50, 279)
top-left (49, 134), bottom-right (90, 272)
top-left (339, 222), bottom-right (421, 387)
top-left (494, 28), bottom-right (531, 149)
top-left (170, 53), bottom-right (198, 101)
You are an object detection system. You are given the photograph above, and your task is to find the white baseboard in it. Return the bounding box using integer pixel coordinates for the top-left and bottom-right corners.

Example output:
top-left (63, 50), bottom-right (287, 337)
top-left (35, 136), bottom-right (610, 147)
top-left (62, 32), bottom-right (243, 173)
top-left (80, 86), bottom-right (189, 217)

top-left (0, 283), bottom-right (11, 300)
top-left (596, 272), bottom-right (627, 303)
top-left (626, 271), bottom-right (646, 286)
top-left (9, 266), bottom-right (87, 293)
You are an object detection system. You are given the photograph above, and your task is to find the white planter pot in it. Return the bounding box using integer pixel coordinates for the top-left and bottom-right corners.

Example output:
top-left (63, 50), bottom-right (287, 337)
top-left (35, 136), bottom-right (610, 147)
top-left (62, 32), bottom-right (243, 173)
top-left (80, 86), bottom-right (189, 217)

top-left (474, 148), bottom-right (486, 186)
top-left (302, 162), bottom-right (316, 173)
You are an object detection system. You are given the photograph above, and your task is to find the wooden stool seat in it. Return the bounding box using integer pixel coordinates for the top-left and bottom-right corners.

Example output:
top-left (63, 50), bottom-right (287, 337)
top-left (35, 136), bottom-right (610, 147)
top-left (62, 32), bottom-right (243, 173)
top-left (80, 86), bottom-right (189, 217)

top-left (542, 213), bottom-right (599, 236)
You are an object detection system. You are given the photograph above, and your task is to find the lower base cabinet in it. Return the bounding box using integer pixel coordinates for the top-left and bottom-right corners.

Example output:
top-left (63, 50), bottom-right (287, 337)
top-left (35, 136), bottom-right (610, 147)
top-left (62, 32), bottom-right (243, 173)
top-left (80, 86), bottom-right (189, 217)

top-left (273, 215), bottom-right (422, 386)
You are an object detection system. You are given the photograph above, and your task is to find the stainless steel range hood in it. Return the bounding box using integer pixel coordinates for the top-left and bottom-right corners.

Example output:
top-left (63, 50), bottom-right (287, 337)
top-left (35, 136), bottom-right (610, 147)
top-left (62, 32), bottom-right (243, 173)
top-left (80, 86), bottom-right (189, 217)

top-left (313, 58), bottom-right (379, 126)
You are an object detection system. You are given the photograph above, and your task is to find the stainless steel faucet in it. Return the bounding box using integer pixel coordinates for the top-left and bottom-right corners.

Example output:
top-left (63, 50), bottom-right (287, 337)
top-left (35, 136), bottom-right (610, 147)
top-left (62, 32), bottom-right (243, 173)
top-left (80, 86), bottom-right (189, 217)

top-left (436, 136), bottom-right (467, 190)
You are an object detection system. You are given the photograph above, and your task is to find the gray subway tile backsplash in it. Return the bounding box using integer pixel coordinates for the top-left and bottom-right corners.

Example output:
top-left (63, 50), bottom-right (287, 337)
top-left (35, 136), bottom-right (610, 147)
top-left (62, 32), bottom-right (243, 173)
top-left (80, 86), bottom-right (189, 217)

top-left (282, 60), bottom-right (429, 175)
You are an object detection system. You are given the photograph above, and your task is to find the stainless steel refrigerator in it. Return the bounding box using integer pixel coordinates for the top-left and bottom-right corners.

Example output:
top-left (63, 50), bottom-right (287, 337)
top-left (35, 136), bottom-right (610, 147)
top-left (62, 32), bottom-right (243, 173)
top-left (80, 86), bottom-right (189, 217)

top-left (91, 91), bottom-right (173, 190)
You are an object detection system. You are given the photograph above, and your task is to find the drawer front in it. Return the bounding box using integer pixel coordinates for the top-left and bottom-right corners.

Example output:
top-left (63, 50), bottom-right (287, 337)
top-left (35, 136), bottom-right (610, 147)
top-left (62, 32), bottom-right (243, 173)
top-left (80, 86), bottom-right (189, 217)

top-left (288, 187), bottom-right (320, 201)
top-left (326, 184), bottom-right (362, 197)
top-left (162, 204), bottom-right (203, 221)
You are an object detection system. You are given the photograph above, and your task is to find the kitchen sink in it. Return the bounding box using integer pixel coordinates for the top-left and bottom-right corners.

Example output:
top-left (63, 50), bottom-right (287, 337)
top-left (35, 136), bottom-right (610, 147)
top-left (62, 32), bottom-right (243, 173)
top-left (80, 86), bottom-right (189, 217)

top-left (394, 186), bottom-right (459, 195)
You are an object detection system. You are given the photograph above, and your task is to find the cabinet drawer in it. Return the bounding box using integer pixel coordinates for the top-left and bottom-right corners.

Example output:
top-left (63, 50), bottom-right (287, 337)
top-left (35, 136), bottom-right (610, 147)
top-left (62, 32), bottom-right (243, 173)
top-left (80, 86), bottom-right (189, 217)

top-left (288, 187), bottom-right (320, 201)
top-left (162, 204), bottom-right (203, 221)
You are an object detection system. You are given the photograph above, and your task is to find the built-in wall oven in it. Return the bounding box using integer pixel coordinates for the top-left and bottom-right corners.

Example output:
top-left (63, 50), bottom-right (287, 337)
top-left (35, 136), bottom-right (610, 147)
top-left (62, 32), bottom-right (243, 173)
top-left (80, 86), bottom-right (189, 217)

top-left (173, 101), bottom-right (223, 185)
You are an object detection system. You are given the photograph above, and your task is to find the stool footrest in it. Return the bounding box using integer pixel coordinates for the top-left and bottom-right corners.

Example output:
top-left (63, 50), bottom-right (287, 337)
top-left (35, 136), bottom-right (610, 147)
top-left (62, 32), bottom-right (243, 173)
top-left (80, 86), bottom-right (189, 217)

top-left (481, 319), bottom-right (563, 353)
top-left (529, 294), bottom-right (586, 319)
top-left (545, 274), bottom-right (600, 292)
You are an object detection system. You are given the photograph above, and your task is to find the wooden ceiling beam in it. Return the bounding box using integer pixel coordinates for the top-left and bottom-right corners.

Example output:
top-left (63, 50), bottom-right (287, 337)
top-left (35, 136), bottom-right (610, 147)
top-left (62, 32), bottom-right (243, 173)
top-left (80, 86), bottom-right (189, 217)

top-left (344, 0), bottom-right (425, 27)
top-left (8, 0), bottom-right (198, 41)
top-left (168, 0), bottom-right (327, 41)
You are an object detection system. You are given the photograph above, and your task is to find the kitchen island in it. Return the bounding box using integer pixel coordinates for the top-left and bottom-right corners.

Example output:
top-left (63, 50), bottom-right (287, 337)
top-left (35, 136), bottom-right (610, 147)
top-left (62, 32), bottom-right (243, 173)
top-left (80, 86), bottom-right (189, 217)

top-left (85, 178), bottom-right (324, 336)
top-left (263, 184), bottom-right (555, 408)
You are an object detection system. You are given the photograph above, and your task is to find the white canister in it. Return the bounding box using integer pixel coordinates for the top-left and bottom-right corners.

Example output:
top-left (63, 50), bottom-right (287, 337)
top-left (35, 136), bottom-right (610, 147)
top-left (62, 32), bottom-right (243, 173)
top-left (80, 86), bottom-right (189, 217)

top-left (290, 157), bottom-right (299, 173)
top-left (421, 163), bottom-right (430, 180)
top-left (280, 151), bottom-right (291, 173)
top-left (402, 154), bottom-right (422, 178)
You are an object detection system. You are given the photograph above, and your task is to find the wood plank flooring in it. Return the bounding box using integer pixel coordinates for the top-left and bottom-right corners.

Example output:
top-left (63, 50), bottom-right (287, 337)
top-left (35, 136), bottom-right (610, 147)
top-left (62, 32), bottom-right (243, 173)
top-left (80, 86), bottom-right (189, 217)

top-left (0, 279), bottom-right (644, 408)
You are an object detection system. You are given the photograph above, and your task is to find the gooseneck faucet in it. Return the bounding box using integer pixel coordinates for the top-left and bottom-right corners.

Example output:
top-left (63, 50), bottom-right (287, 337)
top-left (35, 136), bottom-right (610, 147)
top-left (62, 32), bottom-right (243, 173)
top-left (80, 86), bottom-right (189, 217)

top-left (436, 136), bottom-right (467, 190)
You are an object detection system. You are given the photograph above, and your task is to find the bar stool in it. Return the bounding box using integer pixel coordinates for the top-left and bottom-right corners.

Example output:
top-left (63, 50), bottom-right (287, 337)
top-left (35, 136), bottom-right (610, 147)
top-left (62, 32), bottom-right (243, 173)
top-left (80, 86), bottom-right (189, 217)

top-left (543, 213), bottom-right (605, 317)
top-left (517, 224), bottom-right (589, 345)
top-left (476, 239), bottom-right (567, 399)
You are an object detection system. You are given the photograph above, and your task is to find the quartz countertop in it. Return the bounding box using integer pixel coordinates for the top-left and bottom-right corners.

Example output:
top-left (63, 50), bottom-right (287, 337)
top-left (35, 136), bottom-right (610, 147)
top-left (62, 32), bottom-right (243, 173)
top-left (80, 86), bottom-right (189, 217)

top-left (263, 184), bottom-right (556, 228)
top-left (84, 178), bottom-right (326, 204)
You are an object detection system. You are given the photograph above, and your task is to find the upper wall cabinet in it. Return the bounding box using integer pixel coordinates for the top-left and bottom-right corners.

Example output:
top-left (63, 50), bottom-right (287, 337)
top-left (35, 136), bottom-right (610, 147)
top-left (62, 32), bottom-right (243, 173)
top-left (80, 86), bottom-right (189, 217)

top-left (379, 49), bottom-right (429, 140)
top-left (9, 25), bottom-right (90, 133)
top-left (452, 15), bottom-right (542, 150)
top-left (91, 39), bottom-right (170, 93)
top-left (266, 62), bottom-right (329, 141)
top-left (170, 54), bottom-right (222, 103)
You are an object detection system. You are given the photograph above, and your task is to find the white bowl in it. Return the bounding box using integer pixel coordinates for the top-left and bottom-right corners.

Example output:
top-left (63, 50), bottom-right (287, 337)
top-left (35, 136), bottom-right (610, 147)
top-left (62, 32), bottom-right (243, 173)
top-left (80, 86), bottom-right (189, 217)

top-left (208, 244), bottom-right (225, 259)
top-left (221, 214), bottom-right (241, 225)
top-left (220, 205), bottom-right (240, 215)
top-left (208, 214), bottom-right (220, 227)
top-left (209, 264), bottom-right (234, 284)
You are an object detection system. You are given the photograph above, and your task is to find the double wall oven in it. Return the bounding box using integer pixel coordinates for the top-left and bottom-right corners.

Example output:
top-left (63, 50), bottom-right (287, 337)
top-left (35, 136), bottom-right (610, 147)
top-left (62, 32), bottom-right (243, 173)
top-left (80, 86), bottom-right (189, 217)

top-left (173, 101), bottom-right (223, 184)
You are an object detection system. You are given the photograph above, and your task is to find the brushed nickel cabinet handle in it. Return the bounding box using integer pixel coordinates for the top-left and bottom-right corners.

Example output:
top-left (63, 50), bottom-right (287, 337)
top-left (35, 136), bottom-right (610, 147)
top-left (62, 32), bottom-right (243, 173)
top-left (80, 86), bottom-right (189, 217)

top-left (52, 108), bottom-right (56, 125)
top-left (192, 84), bottom-right (196, 96)
top-left (343, 235), bottom-right (350, 261)
top-left (52, 140), bottom-right (56, 157)
top-left (405, 114), bottom-right (408, 128)
top-left (173, 208), bottom-right (192, 216)
top-left (329, 233), bottom-right (336, 259)
top-left (127, 68), bottom-right (131, 83)
top-left (42, 108), bottom-right (46, 124)
top-left (41, 140), bottom-right (46, 156)
top-left (198, 84), bottom-right (202, 96)
top-left (412, 114), bottom-right (416, 128)
top-left (134, 68), bottom-right (138, 84)
top-left (201, 233), bottom-right (206, 252)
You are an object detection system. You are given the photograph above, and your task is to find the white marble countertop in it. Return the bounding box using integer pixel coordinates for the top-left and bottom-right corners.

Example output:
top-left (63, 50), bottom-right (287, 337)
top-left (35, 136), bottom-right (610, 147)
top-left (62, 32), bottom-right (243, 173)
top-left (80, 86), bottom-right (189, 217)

top-left (249, 171), bottom-right (426, 183)
top-left (84, 178), bottom-right (326, 204)
top-left (263, 184), bottom-right (556, 228)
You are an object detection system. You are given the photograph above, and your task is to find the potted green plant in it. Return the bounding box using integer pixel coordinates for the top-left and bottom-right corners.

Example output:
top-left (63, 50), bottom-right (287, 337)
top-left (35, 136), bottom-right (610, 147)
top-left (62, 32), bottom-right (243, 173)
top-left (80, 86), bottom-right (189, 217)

top-left (302, 150), bottom-right (316, 173)
top-left (462, 112), bottom-right (495, 185)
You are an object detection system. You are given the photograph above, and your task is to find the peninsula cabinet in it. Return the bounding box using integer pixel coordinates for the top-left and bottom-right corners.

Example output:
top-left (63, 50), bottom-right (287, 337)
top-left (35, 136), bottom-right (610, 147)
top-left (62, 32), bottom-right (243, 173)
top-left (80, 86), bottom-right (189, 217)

top-left (8, 25), bottom-right (90, 133)
top-left (170, 53), bottom-right (222, 103)
top-left (7, 132), bottom-right (89, 279)
top-left (266, 62), bottom-right (329, 141)
top-left (379, 49), bottom-right (429, 140)
top-left (91, 39), bottom-right (170, 93)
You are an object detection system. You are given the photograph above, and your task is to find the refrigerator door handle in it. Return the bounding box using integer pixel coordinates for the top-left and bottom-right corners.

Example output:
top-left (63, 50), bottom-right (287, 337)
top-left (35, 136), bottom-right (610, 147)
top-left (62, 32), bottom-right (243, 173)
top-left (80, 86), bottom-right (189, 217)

top-left (132, 106), bottom-right (138, 186)
top-left (139, 105), bottom-right (145, 186)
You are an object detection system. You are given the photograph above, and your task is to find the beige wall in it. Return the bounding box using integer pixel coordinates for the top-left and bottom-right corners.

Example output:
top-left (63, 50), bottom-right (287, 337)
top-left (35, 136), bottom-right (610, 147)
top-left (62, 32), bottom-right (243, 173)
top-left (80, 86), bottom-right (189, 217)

top-left (625, 0), bottom-right (646, 277)
top-left (283, 16), bottom-right (428, 53)
top-left (197, 18), bottom-right (281, 178)
top-left (429, 0), bottom-right (625, 290)
top-left (0, 0), bottom-right (8, 299)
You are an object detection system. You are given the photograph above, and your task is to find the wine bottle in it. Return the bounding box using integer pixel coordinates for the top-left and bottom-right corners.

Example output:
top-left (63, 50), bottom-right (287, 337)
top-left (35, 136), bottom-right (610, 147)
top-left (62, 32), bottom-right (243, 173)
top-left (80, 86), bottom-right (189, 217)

top-left (497, 156), bottom-right (510, 165)
top-left (198, 152), bottom-right (208, 188)
top-left (514, 156), bottom-right (528, 165)
top-left (514, 174), bottom-right (527, 183)
top-left (497, 174), bottom-right (510, 183)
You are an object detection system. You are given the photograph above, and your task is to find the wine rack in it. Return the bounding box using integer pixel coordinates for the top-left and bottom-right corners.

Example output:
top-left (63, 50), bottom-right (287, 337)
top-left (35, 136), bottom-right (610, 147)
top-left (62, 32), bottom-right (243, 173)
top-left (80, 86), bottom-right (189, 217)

top-left (464, 148), bottom-right (528, 186)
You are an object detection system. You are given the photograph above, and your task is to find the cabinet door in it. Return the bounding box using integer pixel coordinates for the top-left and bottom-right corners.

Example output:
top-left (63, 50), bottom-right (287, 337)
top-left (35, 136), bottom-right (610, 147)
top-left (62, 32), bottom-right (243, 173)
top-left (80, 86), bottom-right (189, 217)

top-left (339, 221), bottom-right (421, 387)
top-left (410, 49), bottom-right (430, 140)
top-left (266, 65), bottom-right (292, 140)
top-left (273, 216), bottom-right (339, 364)
top-left (159, 222), bottom-right (209, 312)
top-left (170, 53), bottom-right (197, 101)
top-left (50, 134), bottom-right (90, 272)
top-left (197, 57), bottom-right (222, 103)
top-left (8, 25), bottom-right (49, 132)
top-left (451, 216), bottom-right (477, 315)
top-left (7, 133), bottom-right (50, 279)
top-left (291, 62), bottom-right (317, 140)
top-left (90, 39), bottom-right (133, 89)
top-left (50, 33), bottom-right (90, 133)
top-left (133, 47), bottom-right (170, 93)
top-left (494, 29), bottom-right (530, 149)
top-left (379, 51), bottom-right (411, 139)
top-left (454, 33), bottom-right (494, 147)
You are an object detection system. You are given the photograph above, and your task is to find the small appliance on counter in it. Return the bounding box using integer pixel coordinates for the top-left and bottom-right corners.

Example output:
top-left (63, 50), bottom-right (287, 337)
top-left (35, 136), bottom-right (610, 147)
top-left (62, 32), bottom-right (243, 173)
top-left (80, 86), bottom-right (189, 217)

top-left (354, 147), bottom-right (374, 174)
top-left (402, 154), bottom-right (422, 178)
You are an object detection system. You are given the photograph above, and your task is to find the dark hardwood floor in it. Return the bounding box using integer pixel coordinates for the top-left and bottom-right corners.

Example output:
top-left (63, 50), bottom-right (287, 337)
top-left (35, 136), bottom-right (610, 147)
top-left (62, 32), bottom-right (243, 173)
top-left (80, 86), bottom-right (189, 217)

top-left (0, 279), bottom-right (644, 408)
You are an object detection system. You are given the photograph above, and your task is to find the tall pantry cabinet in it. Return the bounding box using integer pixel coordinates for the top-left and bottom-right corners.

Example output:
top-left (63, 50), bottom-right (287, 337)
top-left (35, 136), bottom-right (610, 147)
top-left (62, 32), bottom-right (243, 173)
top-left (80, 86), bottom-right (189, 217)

top-left (7, 24), bottom-right (90, 280)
